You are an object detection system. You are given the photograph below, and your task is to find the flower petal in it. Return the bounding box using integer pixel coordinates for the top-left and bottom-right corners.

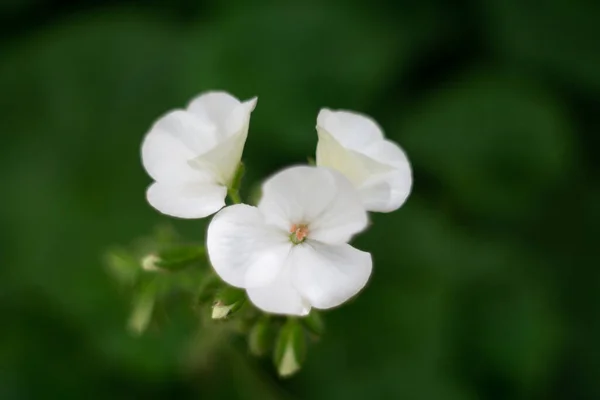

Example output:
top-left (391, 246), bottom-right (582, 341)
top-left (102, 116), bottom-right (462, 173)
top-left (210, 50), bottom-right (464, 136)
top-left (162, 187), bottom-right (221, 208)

top-left (359, 172), bottom-right (412, 213)
top-left (247, 263), bottom-right (311, 316)
top-left (207, 204), bottom-right (292, 288)
top-left (291, 242), bottom-right (372, 310)
top-left (317, 108), bottom-right (384, 151)
top-left (187, 92), bottom-right (257, 138)
top-left (189, 101), bottom-right (256, 186)
top-left (188, 131), bottom-right (246, 187)
top-left (258, 165), bottom-right (336, 231)
top-left (362, 138), bottom-right (411, 170)
top-left (307, 168), bottom-right (369, 244)
top-left (258, 166), bottom-right (368, 244)
top-left (146, 181), bottom-right (226, 218)
top-left (357, 140), bottom-right (412, 212)
top-left (186, 96), bottom-right (256, 185)
top-left (141, 110), bottom-right (219, 183)
top-left (316, 129), bottom-right (391, 186)
top-left (225, 97), bottom-right (258, 137)
top-left (187, 91), bottom-right (241, 134)
top-left (316, 108), bottom-right (413, 213)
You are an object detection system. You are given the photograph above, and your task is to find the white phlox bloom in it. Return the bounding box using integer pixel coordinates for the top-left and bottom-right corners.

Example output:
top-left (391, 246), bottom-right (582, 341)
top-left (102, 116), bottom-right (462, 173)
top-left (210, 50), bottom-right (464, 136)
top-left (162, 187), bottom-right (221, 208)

top-left (141, 91), bottom-right (257, 218)
top-left (316, 108), bottom-right (412, 213)
top-left (207, 166), bottom-right (373, 316)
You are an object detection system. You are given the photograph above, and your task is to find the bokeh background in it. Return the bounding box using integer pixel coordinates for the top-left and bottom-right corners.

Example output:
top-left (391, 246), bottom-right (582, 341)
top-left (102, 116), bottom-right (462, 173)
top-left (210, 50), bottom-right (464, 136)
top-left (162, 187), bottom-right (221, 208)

top-left (1, 0), bottom-right (599, 398)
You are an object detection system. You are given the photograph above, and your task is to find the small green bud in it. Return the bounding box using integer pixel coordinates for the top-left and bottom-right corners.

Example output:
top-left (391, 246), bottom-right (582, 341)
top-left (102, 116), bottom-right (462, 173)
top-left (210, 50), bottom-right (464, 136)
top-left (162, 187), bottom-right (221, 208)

top-left (212, 301), bottom-right (242, 319)
top-left (274, 319), bottom-right (306, 378)
top-left (212, 287), bottom-right (246, 320)
top-left (141, 254), bottom-right (163, 272)
top-left (249, 318), bottom-right (275, 357)
top-left (128, 284), bottom-right (156, 335)
top-left (302, 311), bottom-right (325, 338)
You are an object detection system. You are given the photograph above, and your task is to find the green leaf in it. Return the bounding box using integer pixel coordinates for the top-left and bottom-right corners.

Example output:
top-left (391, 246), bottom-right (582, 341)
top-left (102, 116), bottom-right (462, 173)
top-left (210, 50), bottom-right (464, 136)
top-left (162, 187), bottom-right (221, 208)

top-left (155, 245), bottom-right (205, 271)
top-left (274, 318), bottom-right (306, 378)
top-left (196, 274), bottom-right (222, 304)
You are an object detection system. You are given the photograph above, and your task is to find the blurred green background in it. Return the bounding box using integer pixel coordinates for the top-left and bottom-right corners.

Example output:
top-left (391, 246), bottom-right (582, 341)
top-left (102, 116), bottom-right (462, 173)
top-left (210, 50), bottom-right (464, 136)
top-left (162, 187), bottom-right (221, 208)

top-left (1, 0), bottom-right (599, 398)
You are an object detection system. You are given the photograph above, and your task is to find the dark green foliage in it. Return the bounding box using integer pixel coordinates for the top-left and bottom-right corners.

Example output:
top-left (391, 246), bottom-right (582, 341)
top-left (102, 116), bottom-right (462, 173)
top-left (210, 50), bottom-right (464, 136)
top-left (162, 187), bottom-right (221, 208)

top-left (1, 0), bottom-right (599, 398)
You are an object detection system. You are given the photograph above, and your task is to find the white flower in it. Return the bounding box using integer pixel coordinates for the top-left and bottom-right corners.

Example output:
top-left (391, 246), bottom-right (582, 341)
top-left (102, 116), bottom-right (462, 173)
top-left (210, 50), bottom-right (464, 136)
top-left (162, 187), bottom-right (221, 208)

top-left (206, 166), bottom-right (372, 316)
top-left (141, 91), bottom-right (257, 218)
top-left (316, 108), bottom-right (412, 213)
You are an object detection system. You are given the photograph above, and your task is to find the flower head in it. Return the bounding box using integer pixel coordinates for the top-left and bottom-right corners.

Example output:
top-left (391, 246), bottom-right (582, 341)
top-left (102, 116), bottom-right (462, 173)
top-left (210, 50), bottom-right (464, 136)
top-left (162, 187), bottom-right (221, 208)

top-left (206, 166), bottom-right (372, 316)
top-left (316, 108), bottom-right (412, 213)
top-left (141, 91), bottom-right (257, 218)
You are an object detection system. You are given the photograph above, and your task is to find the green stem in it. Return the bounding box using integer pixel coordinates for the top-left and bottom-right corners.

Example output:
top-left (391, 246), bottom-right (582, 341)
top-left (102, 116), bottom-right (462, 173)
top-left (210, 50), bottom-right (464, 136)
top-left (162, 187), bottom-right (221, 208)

top-left (228, 189), bottom-right (242, 204)
top-left (227, 162), bottom-right (245, 204)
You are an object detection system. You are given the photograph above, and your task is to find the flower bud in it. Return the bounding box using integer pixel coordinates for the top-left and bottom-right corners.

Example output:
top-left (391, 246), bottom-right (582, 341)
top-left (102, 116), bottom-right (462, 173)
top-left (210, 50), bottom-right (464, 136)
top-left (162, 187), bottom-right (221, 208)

top-left (249, 318), bottom-right (275, 357)
top-left (140, 246), bottom-right (205, 273)
top-left (211, 287), bottom-right (246, 320)
top-left (141, 254), bottom-right (162, 272)
top-left (128, 284), bottom-right (156, 335)
top-left (274, 319), bottom-right (306, 378)
top-left (302, 311), bottom-right (325, 338)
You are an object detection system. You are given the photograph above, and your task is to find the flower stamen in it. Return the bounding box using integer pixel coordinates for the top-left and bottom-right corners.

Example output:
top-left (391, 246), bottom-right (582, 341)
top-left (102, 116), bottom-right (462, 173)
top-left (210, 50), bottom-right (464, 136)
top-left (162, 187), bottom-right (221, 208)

top-left (289, 224), bottom-right (309, 244)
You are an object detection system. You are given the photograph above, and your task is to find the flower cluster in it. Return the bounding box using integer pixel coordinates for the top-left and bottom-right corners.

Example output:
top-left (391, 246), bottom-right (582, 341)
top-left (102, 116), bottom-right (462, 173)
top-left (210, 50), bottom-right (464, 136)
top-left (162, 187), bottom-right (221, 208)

top-left (141, 91), bottom-right (412, 316)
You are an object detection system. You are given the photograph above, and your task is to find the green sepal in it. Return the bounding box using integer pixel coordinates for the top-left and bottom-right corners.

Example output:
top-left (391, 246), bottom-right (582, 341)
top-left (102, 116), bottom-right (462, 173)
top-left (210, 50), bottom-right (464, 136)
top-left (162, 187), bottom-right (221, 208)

top-left (273, 318), bottom-right (306, 378)
top-left (196, 274), bottom-right (221, 304)
top-left (127, 280), bottom-right (157, 335)
top-left (154, 245), bottom-right (205, 271)
top-left (217, 286), bottom-right (246, 304)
